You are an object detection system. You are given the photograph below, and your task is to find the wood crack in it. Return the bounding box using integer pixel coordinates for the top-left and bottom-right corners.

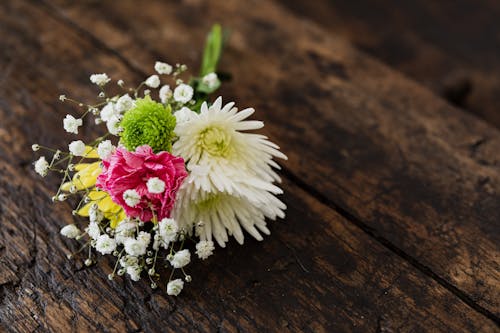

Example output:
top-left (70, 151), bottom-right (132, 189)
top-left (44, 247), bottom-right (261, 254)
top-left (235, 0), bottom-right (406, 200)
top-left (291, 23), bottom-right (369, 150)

top-left (281, 166), bottom-right (500, 326)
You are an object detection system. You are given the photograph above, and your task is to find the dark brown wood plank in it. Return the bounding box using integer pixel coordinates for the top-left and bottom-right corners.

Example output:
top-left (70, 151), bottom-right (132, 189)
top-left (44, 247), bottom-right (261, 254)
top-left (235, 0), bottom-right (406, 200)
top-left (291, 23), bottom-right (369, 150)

top-left (280, 0), bottom-right (500, 128)
top-left (43, 0), bottom-right (500, 317)
top-left (0, 1), bottom-right (498, 332)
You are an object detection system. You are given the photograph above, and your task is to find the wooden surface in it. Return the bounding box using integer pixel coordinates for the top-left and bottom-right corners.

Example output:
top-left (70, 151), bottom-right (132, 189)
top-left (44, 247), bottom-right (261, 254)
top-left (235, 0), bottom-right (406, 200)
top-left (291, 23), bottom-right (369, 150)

top-left (0, 0), bottom-right (499, 332)
top-left (281, 0), bottom-right (500, 128)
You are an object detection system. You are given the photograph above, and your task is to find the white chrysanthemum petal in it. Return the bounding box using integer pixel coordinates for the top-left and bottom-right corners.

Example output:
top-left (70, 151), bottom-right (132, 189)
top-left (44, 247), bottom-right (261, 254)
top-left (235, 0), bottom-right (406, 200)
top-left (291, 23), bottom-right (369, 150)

top-left (172, 97), bottom-right (286, 246)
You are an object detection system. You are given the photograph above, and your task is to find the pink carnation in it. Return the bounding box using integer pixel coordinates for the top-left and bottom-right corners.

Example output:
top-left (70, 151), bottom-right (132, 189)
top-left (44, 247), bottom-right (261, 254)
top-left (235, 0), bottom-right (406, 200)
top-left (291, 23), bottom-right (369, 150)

top-left (96, 145), bottom-right (188, 222)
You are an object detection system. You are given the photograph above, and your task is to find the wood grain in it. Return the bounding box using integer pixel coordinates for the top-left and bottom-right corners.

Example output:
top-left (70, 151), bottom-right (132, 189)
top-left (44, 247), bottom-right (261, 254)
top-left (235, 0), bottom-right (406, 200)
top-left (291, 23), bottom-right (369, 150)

top-left (45, 0), bottom-right (500, 317)
top-left (281, 0), bottom-right (500, 128)
top-left (0, 0), bottom-right (498, 331)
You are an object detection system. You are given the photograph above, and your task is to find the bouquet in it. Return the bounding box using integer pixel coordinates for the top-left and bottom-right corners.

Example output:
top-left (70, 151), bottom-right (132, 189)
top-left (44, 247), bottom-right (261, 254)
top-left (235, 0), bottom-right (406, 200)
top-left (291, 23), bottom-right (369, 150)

top-left (32, 25), bottom-right (286, 295)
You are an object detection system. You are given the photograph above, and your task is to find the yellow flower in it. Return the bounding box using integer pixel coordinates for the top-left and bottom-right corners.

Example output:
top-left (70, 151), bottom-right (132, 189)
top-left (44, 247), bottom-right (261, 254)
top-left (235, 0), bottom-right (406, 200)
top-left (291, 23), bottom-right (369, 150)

top-left (61, 147), bottom-right (125, 228)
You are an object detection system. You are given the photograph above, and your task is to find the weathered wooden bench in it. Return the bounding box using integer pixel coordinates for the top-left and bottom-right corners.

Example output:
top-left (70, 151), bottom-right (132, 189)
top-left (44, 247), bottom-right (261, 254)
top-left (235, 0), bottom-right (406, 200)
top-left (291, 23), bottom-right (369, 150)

top-left (0, 1), bottom-right (498, 332)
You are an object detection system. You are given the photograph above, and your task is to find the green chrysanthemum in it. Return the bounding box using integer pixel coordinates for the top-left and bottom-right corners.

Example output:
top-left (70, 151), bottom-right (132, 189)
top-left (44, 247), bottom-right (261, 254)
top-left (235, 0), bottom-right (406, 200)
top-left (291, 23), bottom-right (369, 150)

top-left (120, 96), bottom-right (176, 152)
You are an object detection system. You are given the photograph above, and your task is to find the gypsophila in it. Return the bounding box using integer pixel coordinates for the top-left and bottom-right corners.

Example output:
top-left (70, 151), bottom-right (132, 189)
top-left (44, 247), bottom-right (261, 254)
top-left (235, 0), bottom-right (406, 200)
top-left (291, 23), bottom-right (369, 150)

top-left (63, 115), bottom-right (82, 134)
top-left (169, 249), bottom-right (191, 268)
top-left (68, 140), bottom-right (86, 156)
top-left (116, 94), bottom-right (135, 112)
top-left (145, 75), bottom-right (161, 88)
top-left (195, 240), bottom-right (215, 260)
top-left (159, 85), bottom-right (171, 104)
top-left (173, 84), bottom-right (193, 104)
top-left (60, 224), bottom-right (80, 239)
top-left (202, 72), bottom-right (218, 88)
top-left (90, 73), bottom-right (111, 86)
top-left (34, 156), bottom-right (49, 177)
top-left (123, 189), bottom-right (141, 207)
top-left (155, 61), bottom-right (173, 75)
top-left (97, 140), bottom-right (115, 160)
top-left (147, 177), bottom-right (166, 194)
top-left (167, 279), bottom-right (184, 296)
top-left (95, 234), bottom-right (117, 255)
top-left (33, 24), bottom-right (286, 295)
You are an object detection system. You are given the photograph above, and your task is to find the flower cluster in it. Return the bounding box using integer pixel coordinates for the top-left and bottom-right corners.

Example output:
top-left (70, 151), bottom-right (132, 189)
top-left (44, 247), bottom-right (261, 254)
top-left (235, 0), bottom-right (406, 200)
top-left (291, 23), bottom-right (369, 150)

top-left (32, 25), bottom-right (286, 295)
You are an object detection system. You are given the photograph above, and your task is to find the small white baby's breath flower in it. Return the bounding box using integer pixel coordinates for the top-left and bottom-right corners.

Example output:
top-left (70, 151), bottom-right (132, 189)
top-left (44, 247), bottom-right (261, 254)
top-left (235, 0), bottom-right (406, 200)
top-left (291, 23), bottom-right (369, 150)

top-left (145, 75), bottom-right (160, 88)
top-left (95, 234), bottom-right (117, 255)
top-left (90, 73), bottom-right (111, 86)
top-left (59, 95), bottom-right (67, 102)
top-left (115, 221), bottom-right (136, 244)
top-left (169, 249), bottom-right (190, 268)
top-left (117, 79), bottom-right (124, 87)
top-left (123, 189), bottom-right (140, 207)
top-left (68, 140), bottom-right (86, 156)
top-left (155, 61), bottom-right (173, 75)
top-left (120, 255), bottom-right (138, 268)
top-left (147, 177), bottom-right (165, 194)
top-left (63, 115), bottom-right (82, 134)
top-left (195, 240), bottom-right (215, 260)
top-left (34, 156), bottom-right (49, 177)
top-left (137, 231), bottom-right (151, 247)
top-left (167, 279), bottom-right (184, 296)
top-left (159, 85), bottom-right (171, 104)
top-left (126, 265), bottom-right (142, 281)
top-left (124, 238), bottom-right (147, 256)
top-left (158, 218), bottom-right (178, 242)
top-left (173, 84), bottom-right (193, 103)
top-left (86, 222), bottom-right (101, 240)
top-left (202, 72), bottom-right (218, 88)
top-left (60, 224), bottom-right (80, 239)
top-left (97, 140), bottom-right (115, 160)
top-left (106, 116), bottom-right (123, 135)
top-left (89, 204), bottom-right (104, 223)
top-left (31, 144), bottom-right (40, 151)
top-left (100, 103), bottom-right (118, 122)
top-left (115, 94), bottom-right (135, 112)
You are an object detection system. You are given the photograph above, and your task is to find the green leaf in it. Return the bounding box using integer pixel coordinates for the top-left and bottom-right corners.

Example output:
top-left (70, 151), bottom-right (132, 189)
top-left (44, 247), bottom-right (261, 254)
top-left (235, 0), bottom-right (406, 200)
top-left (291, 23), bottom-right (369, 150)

top-left (200, 24), bottom-right (222, 76)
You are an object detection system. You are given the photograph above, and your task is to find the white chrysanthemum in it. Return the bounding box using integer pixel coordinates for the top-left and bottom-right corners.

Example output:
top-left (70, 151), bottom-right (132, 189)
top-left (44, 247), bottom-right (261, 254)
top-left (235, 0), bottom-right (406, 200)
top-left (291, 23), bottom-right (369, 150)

top-left (173, 97), bottom-right (286, 196)
top-left (68, 140), bottom-right (86, 156)
top-left (173, 186), bottom-right (285, 247)
top-left (172, 97), bottom-right (287, 246)
top-left (174, 107), bottom-right (196, 124)
top-left (34, 156), bottom-right (49, 177)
